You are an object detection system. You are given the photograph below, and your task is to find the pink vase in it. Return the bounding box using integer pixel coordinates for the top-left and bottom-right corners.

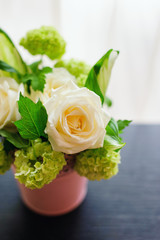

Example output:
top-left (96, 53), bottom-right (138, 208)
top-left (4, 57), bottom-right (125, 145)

top-left (13, 168), bottom-right (88, 216)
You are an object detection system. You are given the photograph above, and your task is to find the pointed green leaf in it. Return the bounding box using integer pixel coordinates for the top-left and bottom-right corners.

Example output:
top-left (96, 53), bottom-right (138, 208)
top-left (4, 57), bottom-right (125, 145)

top-left (40, 66), bottom-right (52, 74)
top-left (97, 50), bottom-right (119, 96)
top-left (0, 60), bottom-right (21, 76)
top-left (117, 120), bottom-right (132, 133)
top-left (85, 49), bottom-right (119, 104)
top-left (21, 65), bottom-right (52, 93)
top-left (14, 94), bottom-right (48, 139)
top-left (105, 118), bottom-right (126, 150)
top-left (0, 130), bottom-right (29, 148)
top-left (106, 118), bottom-right (119, 137)
top-left (29, 60), bottom-right (42, 73)
top-left (104, 134), bottom-right (125, 150)
top-left (0, 28), bottom-right (27, 82)
top-left (104, 96), bottom-right (112, 107)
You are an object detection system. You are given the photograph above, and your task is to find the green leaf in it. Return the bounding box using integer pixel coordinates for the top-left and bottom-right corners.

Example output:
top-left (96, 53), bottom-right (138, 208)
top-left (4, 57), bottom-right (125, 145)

top-left (0, 130), bottom-right (29, 148)
top-left (117, 120), bottom-right (132, 133)
top-left (97, 50), bottom-right (119, 96)
top-left (85, 68), bottom-right (104, 101)
top-left (29, 60), bottom-right (42, 73)
top-left (106, 118), bottom-right (119, 137)
top-left (0, 60), bottom-right (21, 76)
top-left (40, 66), bottom-right (52, 74)
top-left (31, 74), bottom-right (45, 92)
top-left (85, 49), bottom-right (119, 104)
top-left (21, 73), bottom-right (45, 92)
top-left (104, 135), bottom-right (125, 150)
top-left (0, 28), bottom-right (27, 82)
top-left (105, 118), bottom-right (132, 151)
top-left (3, 140), bottom-right (15, 153)
top-left (0, 28), bottom-right (15, 45)
top-left (14, 94), bottom-right (48, 140)
top-left (104, 96), bottom-right (112, 107)
top-left (105, 118), bottom-right (125, 150)
top-left (21, 65), bottom-right (52, 93)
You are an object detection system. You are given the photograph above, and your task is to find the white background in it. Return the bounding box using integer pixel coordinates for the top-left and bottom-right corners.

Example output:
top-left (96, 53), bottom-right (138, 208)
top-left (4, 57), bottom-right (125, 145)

top-left (0, 0), bottom-right (160, 123)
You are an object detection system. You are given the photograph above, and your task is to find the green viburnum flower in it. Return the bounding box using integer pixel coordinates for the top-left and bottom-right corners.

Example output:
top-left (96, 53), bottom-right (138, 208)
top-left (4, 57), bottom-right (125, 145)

top-left (20, 26), bottom-right (66, 60)
top-left (76, 74), bottom-right (88, 87)
top-left (74, 141), bottom-right (121, 181)
top-left (0, 142), bottom-right (12, 174)
top-left (14, 139), bottom-right (66, 189)
top-left (55, 59), bottom-right (90, 87)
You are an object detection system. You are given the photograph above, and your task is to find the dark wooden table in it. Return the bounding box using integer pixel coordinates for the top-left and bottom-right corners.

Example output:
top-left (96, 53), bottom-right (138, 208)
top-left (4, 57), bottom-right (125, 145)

top-left (0, 125), bottom-right (160, 240)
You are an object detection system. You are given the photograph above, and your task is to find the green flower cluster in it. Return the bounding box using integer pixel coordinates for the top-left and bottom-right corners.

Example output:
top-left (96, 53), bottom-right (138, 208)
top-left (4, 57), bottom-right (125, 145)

top-left (76, 74), bottom-right (88, 87)
top-left (14, 139), bottom-right (66, 189)
top-left (0, 142), bottom-right (12, 174)
top-left (55, 59), bottom-right (90, 87)
top-left (74, 141), bottom-right (121, 181)
top-left (20, 26), bottom-right (66, 60)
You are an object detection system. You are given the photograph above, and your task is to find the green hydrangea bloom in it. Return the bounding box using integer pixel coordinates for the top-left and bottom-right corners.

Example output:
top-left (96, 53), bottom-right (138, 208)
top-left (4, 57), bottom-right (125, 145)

top-left (0, 142), bottom-right (12, 174)
top-left (14, 139), bottom-right (66, 189)
top-left (55, 59), bottom-right (90, 78)
top-left (20, 26), bottom-right (66, 60)
top-left (76, 74), bottom-right (88, 87)
top-left (74, 142), bottom-right (121, 181)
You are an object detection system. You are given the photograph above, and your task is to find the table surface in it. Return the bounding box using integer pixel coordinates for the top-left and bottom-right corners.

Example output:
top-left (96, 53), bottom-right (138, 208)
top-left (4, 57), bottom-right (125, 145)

top-left (0, 125), bottom-right (160, 240)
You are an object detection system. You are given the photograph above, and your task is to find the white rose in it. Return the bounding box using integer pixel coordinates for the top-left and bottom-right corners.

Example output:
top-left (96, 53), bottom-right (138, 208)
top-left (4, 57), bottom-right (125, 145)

top-left (44, 80), bottom-right (110, 154)
top-left (45, 68), bottom-right (75, 95)
top-left (0, 77), bottom-right (24, 129)
top-left (27, 68), bottom-right (75, 103)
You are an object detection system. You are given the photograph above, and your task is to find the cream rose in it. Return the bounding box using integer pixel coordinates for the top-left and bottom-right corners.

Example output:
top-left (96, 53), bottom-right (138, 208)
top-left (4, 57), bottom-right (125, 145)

top-left (44, 68), bottom-right (75, 96)
top-left (27, 67), bottom-right (75, 103)
top-left (44, 80), bottom-right (110, 154)
top-left (0, 77), bottom-right (24, 129)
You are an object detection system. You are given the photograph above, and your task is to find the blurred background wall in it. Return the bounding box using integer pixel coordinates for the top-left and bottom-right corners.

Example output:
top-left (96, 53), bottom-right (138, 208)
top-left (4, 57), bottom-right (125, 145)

top-left (0, 0), bottom-right (160, 123)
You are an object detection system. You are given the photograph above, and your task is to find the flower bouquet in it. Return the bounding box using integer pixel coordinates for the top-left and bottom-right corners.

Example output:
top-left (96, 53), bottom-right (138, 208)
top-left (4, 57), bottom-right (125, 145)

top-left (0, 26), bottom-right (131, 215)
